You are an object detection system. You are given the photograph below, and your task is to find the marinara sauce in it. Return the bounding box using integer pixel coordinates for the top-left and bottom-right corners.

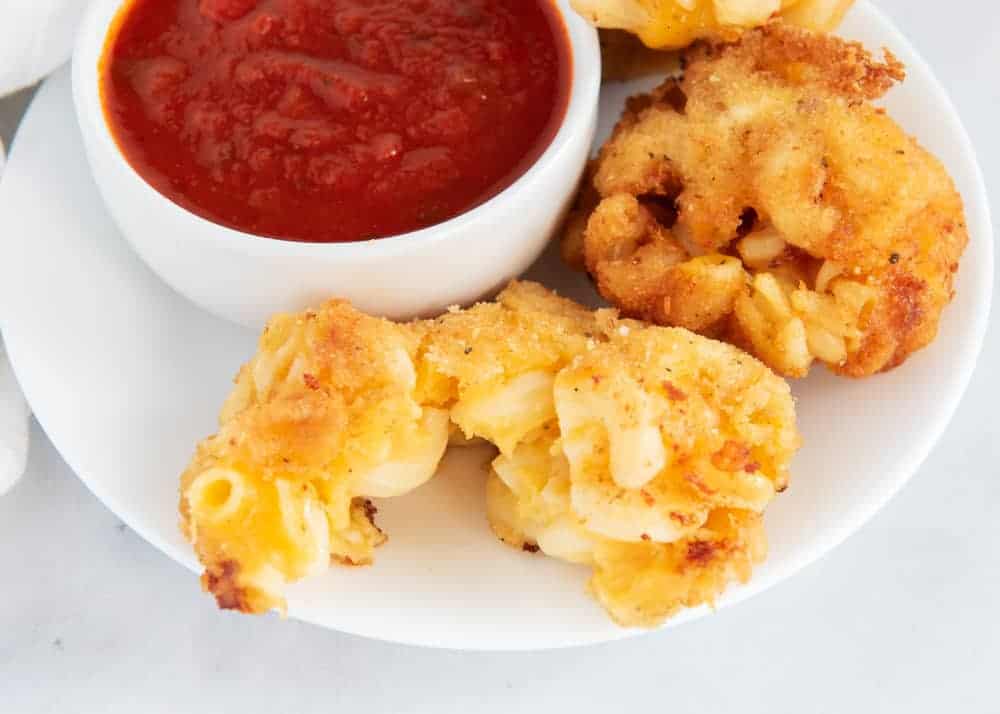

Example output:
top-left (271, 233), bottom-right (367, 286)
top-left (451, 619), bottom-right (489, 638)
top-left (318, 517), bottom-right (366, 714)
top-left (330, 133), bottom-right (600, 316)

top-left (101, 0), bottom-right (571, 242)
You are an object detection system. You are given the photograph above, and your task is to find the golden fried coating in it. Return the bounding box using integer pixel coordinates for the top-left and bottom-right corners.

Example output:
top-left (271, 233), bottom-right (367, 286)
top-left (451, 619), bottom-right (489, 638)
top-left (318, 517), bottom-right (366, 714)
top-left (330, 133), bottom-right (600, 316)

top-left (180, 301), bottom-right (449, 613)
top-left (180, 282), bottom-right (799, 627)
top-left (588, 508), bottom-right (766, 626)
top-left (484, 315), bottom-right (797, 627)
top-left (415, 281), bottom-right (599, 454)
top-left (572, 0), bottom-right (852, 49)
top-left (566, 24), bottom-right (968, 377)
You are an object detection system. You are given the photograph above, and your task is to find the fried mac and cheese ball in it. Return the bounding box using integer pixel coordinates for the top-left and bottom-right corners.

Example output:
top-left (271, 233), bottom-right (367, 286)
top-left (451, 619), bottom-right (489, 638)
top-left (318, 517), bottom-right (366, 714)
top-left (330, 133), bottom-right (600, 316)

top-left (484, 315), bottom-right (797, 626)
top-left (180, 282), bottom-right (799, 627)
top-left (565, 25), bottom-right (969, 378)
top-left (180, 300), bottom-right (449, 614)
top-left (572, 0), bottom-right (852, 49)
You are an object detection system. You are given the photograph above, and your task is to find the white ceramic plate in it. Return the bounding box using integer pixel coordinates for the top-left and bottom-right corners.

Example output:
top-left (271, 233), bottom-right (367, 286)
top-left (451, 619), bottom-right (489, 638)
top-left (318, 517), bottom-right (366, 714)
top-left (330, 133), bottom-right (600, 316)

top-left (0, 2), bottom-right (992, 650)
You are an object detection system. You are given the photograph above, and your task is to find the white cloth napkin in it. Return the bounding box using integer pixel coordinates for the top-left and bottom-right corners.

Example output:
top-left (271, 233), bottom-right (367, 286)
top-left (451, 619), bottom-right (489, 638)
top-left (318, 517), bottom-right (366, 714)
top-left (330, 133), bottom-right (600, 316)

top-left (0, 340), bottom-right (30, 495)
top-left (0, 0), bottom-right (87, 96)
top-left (0, 0), bottom-right (87, 493)
top-left (1, 139), bottom-right (31, 494)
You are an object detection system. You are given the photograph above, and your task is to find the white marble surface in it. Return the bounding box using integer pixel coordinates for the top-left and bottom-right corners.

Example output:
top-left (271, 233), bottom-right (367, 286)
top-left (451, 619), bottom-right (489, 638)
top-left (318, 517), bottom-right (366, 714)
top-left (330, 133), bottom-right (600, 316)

top-left (1, 1), bottom-right (997, 711)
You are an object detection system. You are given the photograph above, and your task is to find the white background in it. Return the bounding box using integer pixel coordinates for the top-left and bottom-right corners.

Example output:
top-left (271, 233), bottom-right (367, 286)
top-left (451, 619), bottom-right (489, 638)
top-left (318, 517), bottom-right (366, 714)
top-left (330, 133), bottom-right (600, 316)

top-left (1, 1), bottom-right (997, 711)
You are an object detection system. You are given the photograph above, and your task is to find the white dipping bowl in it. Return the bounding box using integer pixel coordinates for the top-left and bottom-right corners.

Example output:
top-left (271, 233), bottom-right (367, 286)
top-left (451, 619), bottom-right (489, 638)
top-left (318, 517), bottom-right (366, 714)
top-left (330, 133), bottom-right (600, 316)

top-left (72, 0), bottom-right (599, 327)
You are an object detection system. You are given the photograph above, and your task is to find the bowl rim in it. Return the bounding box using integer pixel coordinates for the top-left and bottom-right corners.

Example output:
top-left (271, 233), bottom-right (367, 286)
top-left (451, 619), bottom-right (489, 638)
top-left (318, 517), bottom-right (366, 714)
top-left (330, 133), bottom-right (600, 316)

top-left (71, 0), bottom-right (601, 258)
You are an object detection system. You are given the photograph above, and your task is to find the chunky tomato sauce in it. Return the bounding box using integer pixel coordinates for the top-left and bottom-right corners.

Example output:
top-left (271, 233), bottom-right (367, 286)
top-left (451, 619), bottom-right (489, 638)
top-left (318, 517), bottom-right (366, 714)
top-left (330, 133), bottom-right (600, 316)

top-left (101, 0), bottom-right (570, 242)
